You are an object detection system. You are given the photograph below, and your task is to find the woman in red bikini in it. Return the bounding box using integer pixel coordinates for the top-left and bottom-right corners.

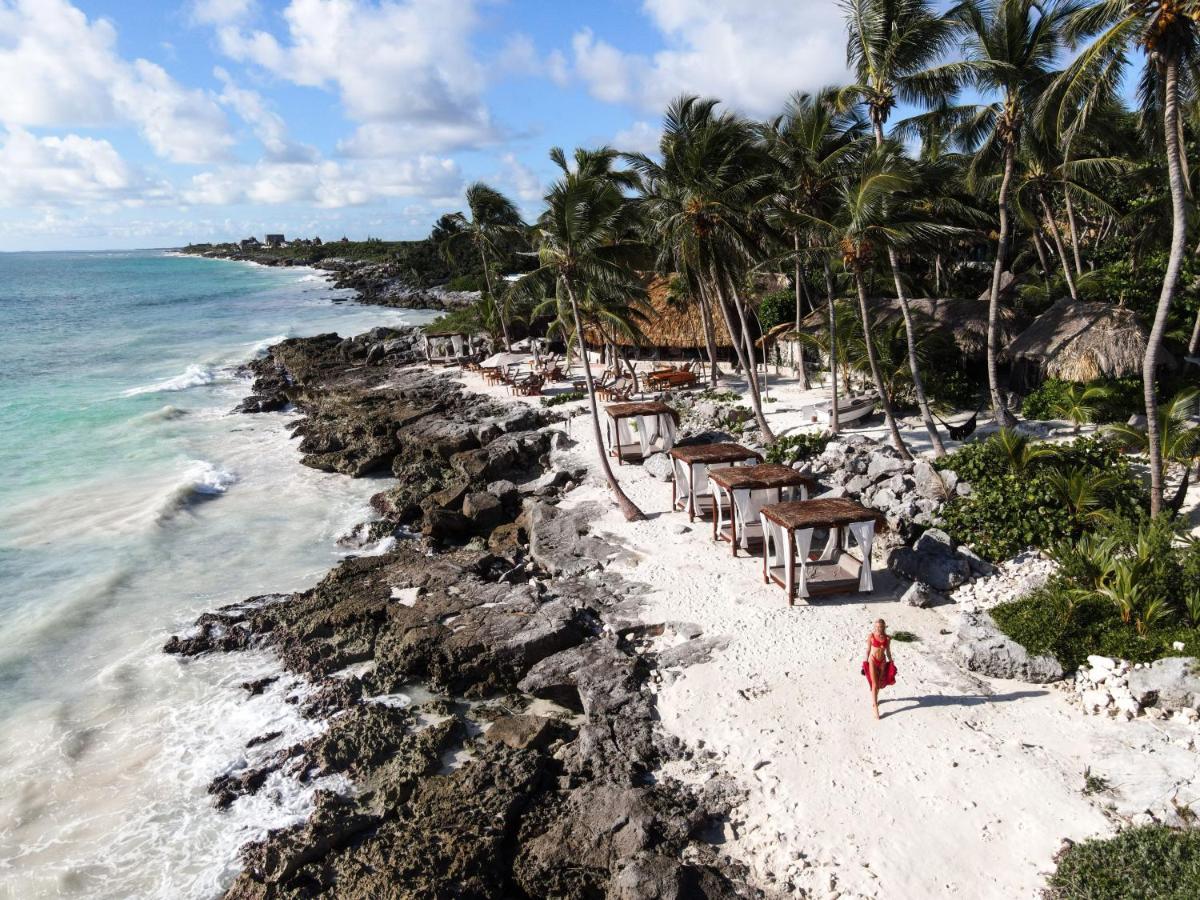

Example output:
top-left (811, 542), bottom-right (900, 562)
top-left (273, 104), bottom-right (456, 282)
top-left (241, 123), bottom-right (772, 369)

top-left (863, 618), bottom-right (896, 719)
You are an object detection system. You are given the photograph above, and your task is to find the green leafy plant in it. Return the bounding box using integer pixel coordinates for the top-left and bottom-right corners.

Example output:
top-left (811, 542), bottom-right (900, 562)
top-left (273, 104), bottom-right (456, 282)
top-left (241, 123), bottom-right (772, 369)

top-left (540, 390), bottom-right (585, 407)
top-left (936, 435), bottom-right (1145, 562)
top-left (890, 630), bottom-right (919, 643)
top-left (1045, 825), bottom-right (1200, 899)
top-left (1049, 384), bottom-right (1110, 433)
top-left (764, 432), bottom-right (832, 465)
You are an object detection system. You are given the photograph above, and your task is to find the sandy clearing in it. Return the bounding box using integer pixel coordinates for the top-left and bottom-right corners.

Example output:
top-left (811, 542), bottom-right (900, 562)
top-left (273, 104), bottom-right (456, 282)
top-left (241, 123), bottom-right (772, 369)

top-left (443, 362), bottom-right (1199, 899)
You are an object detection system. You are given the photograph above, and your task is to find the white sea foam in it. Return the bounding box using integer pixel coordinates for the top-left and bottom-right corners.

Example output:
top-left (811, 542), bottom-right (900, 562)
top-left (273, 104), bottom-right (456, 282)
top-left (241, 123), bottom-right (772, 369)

top-left (123, 364), bottom-right (220, 396)
top-left (156, 461), bottom-right (237, 523)
top-left (246, 333), bottom-right (290, 359)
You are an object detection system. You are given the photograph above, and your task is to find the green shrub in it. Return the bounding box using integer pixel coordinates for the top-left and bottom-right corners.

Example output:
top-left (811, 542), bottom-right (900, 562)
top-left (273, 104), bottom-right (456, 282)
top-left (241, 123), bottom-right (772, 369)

top-left (446, 273), bottom-right (485, 292)
top-left (765, 432), bottom-right (831, 465)
top-left (757, 289), bottom-right (795, 333)
top-left (1022, 379), bottom-right (1073, 420)
top-left (540, 390), bottom-right (585, 407)
top-left (991, 590), bottom-right (1199, 672)
top-left (1046, 825), bottom-right (1200, 899)
top-left (936, 435), bottom-right (1145, 562)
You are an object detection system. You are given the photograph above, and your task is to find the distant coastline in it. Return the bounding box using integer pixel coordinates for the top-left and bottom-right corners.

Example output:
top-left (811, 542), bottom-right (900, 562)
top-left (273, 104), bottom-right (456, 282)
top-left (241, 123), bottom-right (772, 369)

top-left (180, 240), bottom-right (480, 312)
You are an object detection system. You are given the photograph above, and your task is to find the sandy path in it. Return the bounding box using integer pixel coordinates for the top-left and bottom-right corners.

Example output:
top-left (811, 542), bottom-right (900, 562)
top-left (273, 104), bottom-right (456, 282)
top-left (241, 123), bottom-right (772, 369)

top-left (447, 365), bottom-right (1198, 899)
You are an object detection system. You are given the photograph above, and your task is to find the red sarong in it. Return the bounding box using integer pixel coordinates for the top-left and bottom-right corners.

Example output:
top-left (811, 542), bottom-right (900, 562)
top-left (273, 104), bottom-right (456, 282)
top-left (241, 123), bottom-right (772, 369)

top-left (861, 660), bottom-right (896, 688)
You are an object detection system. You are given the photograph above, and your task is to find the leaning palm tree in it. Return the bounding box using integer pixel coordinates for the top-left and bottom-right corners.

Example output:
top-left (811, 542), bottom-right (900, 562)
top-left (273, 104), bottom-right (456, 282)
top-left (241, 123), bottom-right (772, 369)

top-left (441, 182), bottom-right (524, 350)
top-left (927, 0), bottom-right (1075, 428)
top-left (843, 0), bottom-right (959, 454)
top-left (1106, 387), bottom-right (1200, 512)
top-left (627, 96), bottom-right (778, 443)
top-left (519, 147), bottom-right (646, 521)
top-left (799, 152), bottom-right (955, 458)
top-left (1052, 1), bottom-right (1200, 513)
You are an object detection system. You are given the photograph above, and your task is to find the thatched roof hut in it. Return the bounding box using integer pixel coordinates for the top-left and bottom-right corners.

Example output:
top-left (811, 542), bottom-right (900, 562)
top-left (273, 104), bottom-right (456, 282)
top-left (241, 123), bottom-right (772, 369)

top-left (585, 277), bottom-right (738, 351)
top-left (1006, 299), bottom-right (1160, 386)
top-left (779, 296), bottom-right (1020, 359)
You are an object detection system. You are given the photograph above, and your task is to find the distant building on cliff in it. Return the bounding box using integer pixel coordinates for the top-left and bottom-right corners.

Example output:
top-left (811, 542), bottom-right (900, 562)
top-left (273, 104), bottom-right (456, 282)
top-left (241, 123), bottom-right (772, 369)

top-left (265, 234), bottom-right (285, 248)
top-left (240, 236), bottom-right (261, 251)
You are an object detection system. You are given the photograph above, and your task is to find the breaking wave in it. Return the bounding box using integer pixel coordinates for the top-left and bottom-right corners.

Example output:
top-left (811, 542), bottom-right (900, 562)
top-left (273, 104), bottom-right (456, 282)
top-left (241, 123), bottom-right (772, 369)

top-left (124, 364), bottom-right (219, 396)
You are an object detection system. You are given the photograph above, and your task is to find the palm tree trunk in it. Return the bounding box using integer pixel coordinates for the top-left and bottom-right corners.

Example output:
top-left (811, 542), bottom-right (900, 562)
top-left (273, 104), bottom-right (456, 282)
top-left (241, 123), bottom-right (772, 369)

top-left (563, 278), bottom-right (643, 521)
top-left (1039, 192), bottom-right (1079, 302)
top-left (1031, 229), bottom-right (1051, 281)
top-left (728, 277), bottom-right (778, 443)
top-left (1146, 57), bottom-right (1189, 516)
top-left (823, 259), bottom-right (840, 435)
top-left (696, 280), bottom-right (722, 386)
top-left (854, 271), bottom-right (911, 459)
top-left (1064, 188), bottom-right (1084, 277)
top-left (794, 234), bottom-right (810, 389)
top-left (987, 143), bottom-right (1019, 428)
top-left (934, 253), bottom-right (943, 296)
top-left (887, 247), bottom-right (945, 456)
top-left (710, 267), bottom-right (775, 442)
top-left (478, 243), bottom-right (511, 351)
top-left (1188, 305), bottom-right (1200, 356)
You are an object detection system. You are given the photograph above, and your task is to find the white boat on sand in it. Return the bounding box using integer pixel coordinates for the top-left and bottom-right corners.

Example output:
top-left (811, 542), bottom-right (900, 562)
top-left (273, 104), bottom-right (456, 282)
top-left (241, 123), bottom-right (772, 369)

top-left (804, 395), bottom-right (877, 426)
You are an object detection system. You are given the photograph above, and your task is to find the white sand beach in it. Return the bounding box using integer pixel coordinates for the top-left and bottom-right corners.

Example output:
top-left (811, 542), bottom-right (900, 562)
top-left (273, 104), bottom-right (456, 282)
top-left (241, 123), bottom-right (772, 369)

top-left (452, 363), bottom-right (1200, 899)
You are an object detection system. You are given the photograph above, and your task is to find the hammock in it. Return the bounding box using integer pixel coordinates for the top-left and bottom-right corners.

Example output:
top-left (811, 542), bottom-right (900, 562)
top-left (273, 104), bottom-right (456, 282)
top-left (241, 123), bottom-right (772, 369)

top-left (934, 403), bottom-right (985, 441)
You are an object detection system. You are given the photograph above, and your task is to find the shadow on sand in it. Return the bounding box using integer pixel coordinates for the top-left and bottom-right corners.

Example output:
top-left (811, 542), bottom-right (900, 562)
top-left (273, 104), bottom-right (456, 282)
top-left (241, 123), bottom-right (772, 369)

top-left (881, 690), bottom-right (1047, 718)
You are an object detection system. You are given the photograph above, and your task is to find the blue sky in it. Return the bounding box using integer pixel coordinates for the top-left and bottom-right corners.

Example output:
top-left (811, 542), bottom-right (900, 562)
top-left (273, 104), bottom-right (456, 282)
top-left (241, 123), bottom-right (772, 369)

top-left (0, 0), bottom-right (862, 250)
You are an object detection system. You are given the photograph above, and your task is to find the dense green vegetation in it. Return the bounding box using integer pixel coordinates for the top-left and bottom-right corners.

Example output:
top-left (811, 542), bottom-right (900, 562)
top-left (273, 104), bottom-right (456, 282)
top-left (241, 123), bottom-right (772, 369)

top-left (991, 514), bottom-right (1200, 669)
top-left (1046, 826), bottom-right (1200, 899)
top-left (936, 433), bottom-right (1146, 562)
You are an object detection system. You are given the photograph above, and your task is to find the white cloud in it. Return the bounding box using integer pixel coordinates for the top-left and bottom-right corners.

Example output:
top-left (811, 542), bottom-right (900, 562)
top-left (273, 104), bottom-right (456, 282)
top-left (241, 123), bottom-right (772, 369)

top-left (613, 120), bottom-right (662, 157)
top-left (497, 152), bottom-right (543, 204)
top-left (215, 67), bottom-right (317, 162)
top-left (189, 0), bottom-right (256, 25)
top-left (0, 127), bottom-right (166, 207)
top-left (0, 0), bottom-right (233, 163)
top-left (182, 155), bottom-right (462, 208)
top-left (215, 0), bottom-right (495, 152)
top-left (570, 0), bottom-right (849, 117)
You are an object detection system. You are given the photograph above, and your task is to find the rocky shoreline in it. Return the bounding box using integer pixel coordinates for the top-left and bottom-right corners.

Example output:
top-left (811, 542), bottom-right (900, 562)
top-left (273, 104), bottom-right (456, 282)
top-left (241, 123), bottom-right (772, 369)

top-left (165, 328), bottom-right (763, 898)
top-left (182, 247), bottom-right (480, 311)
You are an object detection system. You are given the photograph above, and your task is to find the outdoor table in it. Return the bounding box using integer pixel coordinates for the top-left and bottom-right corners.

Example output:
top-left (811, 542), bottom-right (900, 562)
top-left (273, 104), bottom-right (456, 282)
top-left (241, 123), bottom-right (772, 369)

top-left (759, 498), bottom-right (883, 604)
top-left (667, 442), bottom-right (762, 521)
top-left (710, 464), bottom-right (817, 556)
top-left (604, 401), bottom-right (679, 464)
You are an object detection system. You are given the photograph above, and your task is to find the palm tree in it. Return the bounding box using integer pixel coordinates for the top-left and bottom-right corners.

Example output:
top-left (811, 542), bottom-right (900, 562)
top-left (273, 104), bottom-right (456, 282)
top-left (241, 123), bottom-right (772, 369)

top-left (801, 151), bottom-right (955, 458)
top-left (1010, 133), bottom-right (1126, 302)
top-left (759, 88), bottom-right (867, 406)
top-left (929, 0), bottom-right (1075, 428)
top-left (1049, 382), bottom-right (1109, 433)
top-left (1054, 1), bottom-right (1200, 514)
top-left (992, 426), bottom-right (1056, 474)
top-left (520, 147), bottom-right (647, 521)
top-left (843, 0), bottom-right (959, 455)
top-left (627, 96), bottom-right (778, 443)
top-left (441, 182), bottom-right (524, 351)
top-left (1106, 387), bottom-right (1200, 512)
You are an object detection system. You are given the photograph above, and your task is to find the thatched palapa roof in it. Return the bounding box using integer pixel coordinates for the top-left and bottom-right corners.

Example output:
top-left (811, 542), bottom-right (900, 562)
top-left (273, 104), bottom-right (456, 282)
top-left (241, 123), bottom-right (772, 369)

top-left (1006, 298), bottom-right (1161, 384)
top-left (585, 276), bottom-right (738, 350)
top-left (774, 296), bottom-right (1020, 359)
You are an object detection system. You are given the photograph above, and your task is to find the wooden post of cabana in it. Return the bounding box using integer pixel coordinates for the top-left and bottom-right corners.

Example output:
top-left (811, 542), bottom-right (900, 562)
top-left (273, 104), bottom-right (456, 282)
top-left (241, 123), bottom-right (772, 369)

top-left (709, 464), bottom-right (817, 556)
top-left (604, 401), bottom-right (678, 465)
top-left (667, 442), bottom-right (761, 521)
top-left (759, 498), bottom-right (883, 604)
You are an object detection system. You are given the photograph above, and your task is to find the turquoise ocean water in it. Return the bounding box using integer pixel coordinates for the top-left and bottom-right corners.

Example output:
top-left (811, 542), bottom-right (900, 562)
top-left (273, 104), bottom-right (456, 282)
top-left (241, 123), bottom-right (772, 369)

top-left (0, 251), bottom-right (435, 898)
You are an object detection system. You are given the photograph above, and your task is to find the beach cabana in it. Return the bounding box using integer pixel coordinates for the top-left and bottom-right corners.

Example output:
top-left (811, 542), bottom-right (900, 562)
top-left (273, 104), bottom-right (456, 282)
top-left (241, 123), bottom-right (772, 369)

top-left (710, 464), bottom-right (816, 556)
top-left (759, 498), bottom-right (882, 603)
top-left (1006, 299), bottom-right (1161, 388)
top-left (604, 401), bottom-right (678, 464)
top-left (423, 329), bottom-right (476, 364)
top-left (667, 442), bottom-right (761, 520)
